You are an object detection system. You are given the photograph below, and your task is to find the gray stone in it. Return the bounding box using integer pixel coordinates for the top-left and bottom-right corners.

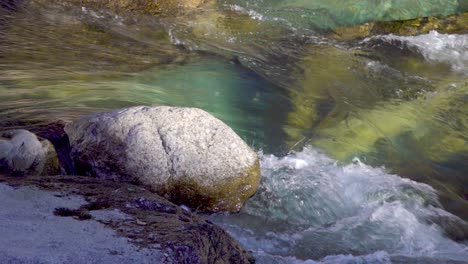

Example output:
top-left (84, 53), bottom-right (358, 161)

top-left (0, 183), bottom-right (165, 264)
top-left (65, 106), bottom-right (260, 212)
top-left (0, 174), bottom-right (255, 263)
top-left (0, 129), bottom-right (59, 176)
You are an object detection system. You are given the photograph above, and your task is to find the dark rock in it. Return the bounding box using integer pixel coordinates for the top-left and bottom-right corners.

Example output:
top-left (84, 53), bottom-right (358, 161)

top-left (49, 0), bottom-right (211, 16)
top-left (54, 207), bottom-right (92, 220)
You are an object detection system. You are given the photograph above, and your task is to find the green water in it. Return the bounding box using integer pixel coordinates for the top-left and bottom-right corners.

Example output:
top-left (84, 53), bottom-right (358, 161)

top-left (1, 0), bottom-right (468, 262)
top-left (221, 0), bottom-right (466, 30)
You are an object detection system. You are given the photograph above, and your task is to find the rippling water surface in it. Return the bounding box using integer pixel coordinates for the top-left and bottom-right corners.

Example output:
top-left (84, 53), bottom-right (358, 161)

top-left (1, 0), bottom-right (467, 263)
top-left (212, 148), bottom-right (468, 263)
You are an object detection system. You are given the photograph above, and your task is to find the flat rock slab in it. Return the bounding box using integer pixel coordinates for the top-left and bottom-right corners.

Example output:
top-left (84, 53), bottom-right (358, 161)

top-left (0, 174), bottom-right (254, 264)
top-left (0, 183), bottom-right (164, 264)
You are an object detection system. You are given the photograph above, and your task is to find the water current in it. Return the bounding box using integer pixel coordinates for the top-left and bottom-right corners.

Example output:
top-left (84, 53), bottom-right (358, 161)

top-left (0, 0), bottom-right (467, 263)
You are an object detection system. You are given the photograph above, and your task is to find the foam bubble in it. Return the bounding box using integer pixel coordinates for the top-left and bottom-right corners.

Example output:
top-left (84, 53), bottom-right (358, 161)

top-left (366, 31), bottom-right (468, 73)
top-left (211, 147), bottom-right (468, 263)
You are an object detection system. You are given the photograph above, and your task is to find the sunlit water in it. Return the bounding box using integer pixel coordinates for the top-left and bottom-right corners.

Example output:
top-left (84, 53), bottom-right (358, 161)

top-left (211, 147), bottom-right (468, 263)
top-left (1, 1), bottom-right (467, 263)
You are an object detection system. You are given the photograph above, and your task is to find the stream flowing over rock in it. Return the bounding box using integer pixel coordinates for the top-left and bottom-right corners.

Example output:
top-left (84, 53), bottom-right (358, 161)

top-left (0, 129), bottom-right (59, 176)
top-left (1, 0), bottom-right (468, 263)
top-left (65, 106), bottom-right (260, 212)
top-left (51, 0), bottom-right (212, 15)
top-left (329, 12), bottom-right (468, 40)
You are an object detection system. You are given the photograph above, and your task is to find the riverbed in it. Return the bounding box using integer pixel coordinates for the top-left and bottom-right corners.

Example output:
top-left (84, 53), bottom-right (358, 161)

top-left (1, 1), bottom-right (467, 263)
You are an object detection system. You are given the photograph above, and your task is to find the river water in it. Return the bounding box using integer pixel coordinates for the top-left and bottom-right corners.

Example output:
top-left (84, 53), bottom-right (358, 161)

top-left (1, 1), bottom-right (467, 263)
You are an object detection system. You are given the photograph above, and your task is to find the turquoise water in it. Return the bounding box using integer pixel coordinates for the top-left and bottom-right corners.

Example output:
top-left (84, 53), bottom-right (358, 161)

top-left (1, 1), bottom-right (467, 263)
top-left (220, 0), bottom-right (466, 30)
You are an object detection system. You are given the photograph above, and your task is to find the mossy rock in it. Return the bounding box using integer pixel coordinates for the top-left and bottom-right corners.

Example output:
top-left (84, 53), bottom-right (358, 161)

top-left (284, 44), bottom-right (440, 148)
top-left (53, 0), bottom-right (212, 16)
top-left (330, 12), bottom-right (468, 40)
top-left (163, 159), bottom-right (260, 212)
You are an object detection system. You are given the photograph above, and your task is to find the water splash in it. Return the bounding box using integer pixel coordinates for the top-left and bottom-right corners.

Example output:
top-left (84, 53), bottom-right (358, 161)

top-left (366, 31), bottom-right (468, 73)
top-left (211, 147), bottom-right (468, 263)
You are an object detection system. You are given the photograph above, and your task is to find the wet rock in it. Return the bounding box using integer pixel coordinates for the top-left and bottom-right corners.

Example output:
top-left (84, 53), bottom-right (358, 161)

top-left (0, 182), bottom-right (167, 263)
top-left (0, 129), bottom-right (59, 176)
top-left (0, 0), bottom-right (23, 12)
top-left (330, 12), bottom-right (468, 40)
top-left (52, 0), bottom-right (212, 16)
top-left (66, 106), bottom-right (260, 212)
top-left (54, 207), bottom-right (92, 220)
top-left (424, 211), bottom-right (468, 242)
top-left (133, 198), bottom-right (178, 214)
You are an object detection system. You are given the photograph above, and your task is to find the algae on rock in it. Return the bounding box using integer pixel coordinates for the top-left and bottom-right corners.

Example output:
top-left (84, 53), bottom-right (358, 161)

top-left (282, 40), bottom-right (468, 216)
top-left (285, 43), bottom-right (467, 166)
top-left (330, 12), bottom-right (468, 40)
top-left (51, 0), bottom-right (212, 16)
top-left (307, 81), bottom-right (468, 217)
top-left (222, 0), bottom-right (464, 31)
top-left (284, 44), bottom-right (444, 148)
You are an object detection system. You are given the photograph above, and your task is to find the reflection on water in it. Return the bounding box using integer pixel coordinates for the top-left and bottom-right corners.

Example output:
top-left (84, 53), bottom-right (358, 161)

top-left (1, 0), bottom-right (467, 262)
top-left (0, 0), bottom-right (289, 149)
top-left (0, 54), bottom-right (288, 148)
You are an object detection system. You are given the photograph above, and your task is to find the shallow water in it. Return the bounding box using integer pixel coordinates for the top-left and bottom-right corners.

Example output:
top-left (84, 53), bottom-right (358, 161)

top-left (221, 0), bottom-right (464, 30)
top-left (1, 0), bottom-right (467, 263)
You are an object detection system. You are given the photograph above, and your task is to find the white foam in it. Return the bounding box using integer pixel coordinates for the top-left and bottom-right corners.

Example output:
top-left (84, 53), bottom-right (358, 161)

top-left (212, 147), bottom-right (468, 263)
top-left (229, 4), bottom-right (265, 21)
top-left (366, 31), bottom-right (468, 73)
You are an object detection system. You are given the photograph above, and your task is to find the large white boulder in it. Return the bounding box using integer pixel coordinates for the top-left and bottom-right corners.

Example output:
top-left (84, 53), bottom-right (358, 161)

top-left (0, 129), bottom-right (59, 176)
top-left (65, 106), bottom-right (260, 212)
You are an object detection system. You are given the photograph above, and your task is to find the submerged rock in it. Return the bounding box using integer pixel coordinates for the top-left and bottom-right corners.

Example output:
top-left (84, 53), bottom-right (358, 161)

top-left (65, 106), bottom-right (260, 212)
top-left (0, 0), bottom-right (23, 12)
top-left (53, 0), bottom-right (212, 16)
top-left (330, 12), bottom-right (468, 40)
top-left (222, 0), bottom-right (464, 33)
top-left (0, 129), bottom-right (59, 176)
top-left (284, 44), bottom-right (440, 148)
top-left (285, 42), bottom-right (468, 219)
